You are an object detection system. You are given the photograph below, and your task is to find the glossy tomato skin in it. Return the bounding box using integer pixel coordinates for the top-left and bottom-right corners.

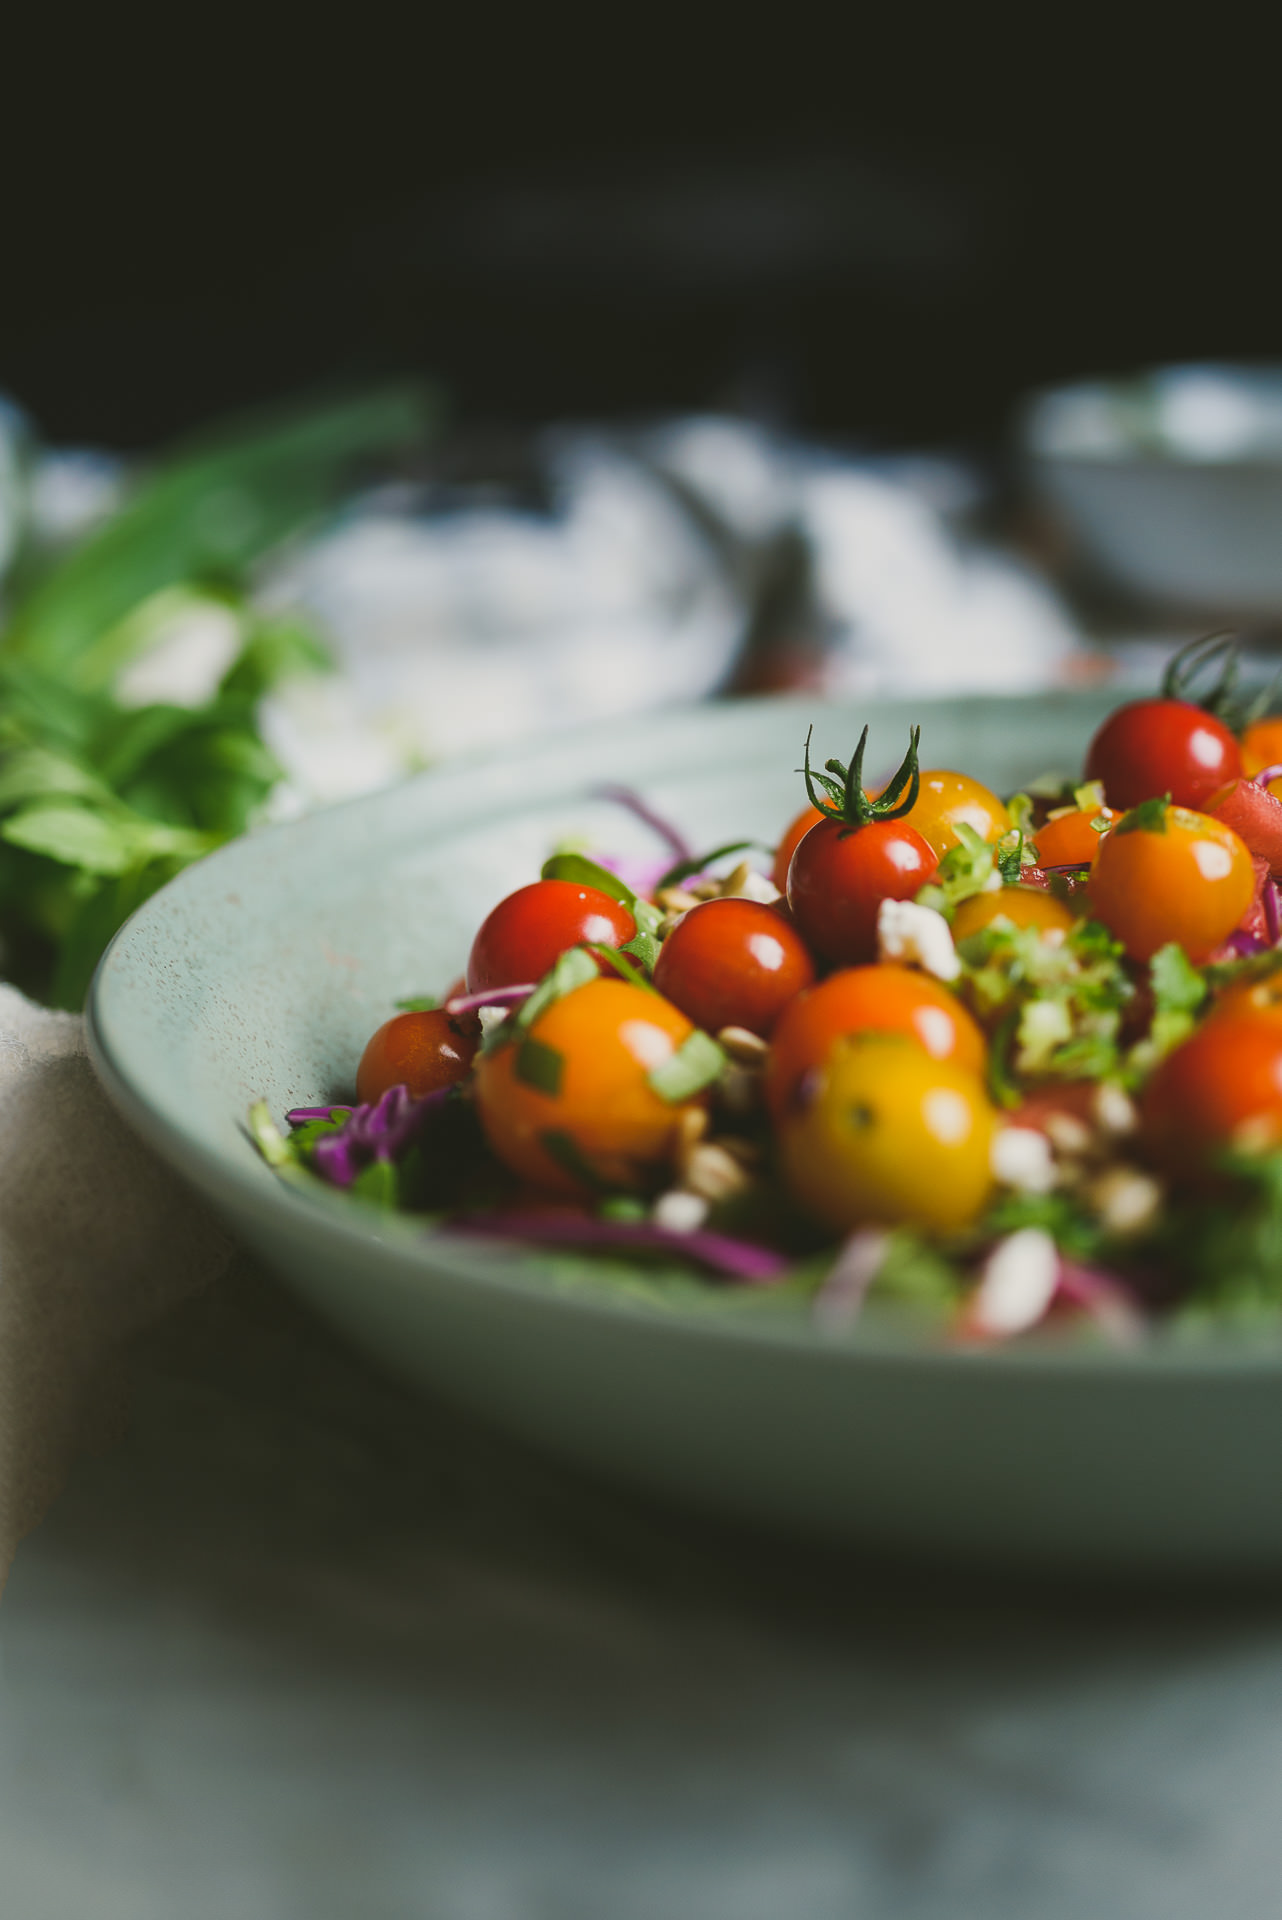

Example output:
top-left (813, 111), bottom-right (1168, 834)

top-left (652, 897), bottom-right (815, 1037)
top-left (777, 1033), bottom-right (996, 1233)
top-left (1033, 806), bottom-right (1114, 868)
top-left (787, 817), bottom-right (937, 966)
top-left (1084, 699), bottom-right (1242, 810)
top-left (467, 880), bottom-right (636, 994)
top-left (951, 884), bottom-right (1077, 942)
top-left (1143, 1010), bottom-right (1282, 1171)
top-left (1090, 806), bottom-right (1254, 963)
top-left (896, 771), bottom-right (1010, 860)
top-left (1241, 717), bottom-right (1282, 798)
top-left (356, 1008), bottom-right (480, 1104)
top-left (473, 978), bottom-right (700, 1195)
top-left (772, 803), bottom-right (827, 892)
top-left (765, 964), bottom-right (986, 1120)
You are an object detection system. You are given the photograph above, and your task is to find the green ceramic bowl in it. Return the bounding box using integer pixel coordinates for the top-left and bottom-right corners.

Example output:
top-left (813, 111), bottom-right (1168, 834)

top-left (87, 690), bottom-right (1282, 1576)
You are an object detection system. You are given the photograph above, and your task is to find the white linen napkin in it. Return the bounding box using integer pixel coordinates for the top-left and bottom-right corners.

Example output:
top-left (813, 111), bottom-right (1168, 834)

top-left (0, 985), bottom-right (232, 1588)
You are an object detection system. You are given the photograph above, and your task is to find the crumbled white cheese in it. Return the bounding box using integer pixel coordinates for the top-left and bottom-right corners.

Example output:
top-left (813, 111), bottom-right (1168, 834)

top-left (971, 1228), bottom-right (1060, 1335)
top-left (980, 867), bottom-right (1005, 893)
top-left (876, 898), bottom-right (960, 980)
top-left (1093, 1081), bottom-right (1138, 1137)
top-left (652, 1190), bottom-right (710, 1233)
top-left (1088, 1166), bottom-right (1163, 1236)
top-left (990, 1125), bottom-right (1058, 1193)
top-left (477, 1006), bottom-right (511, 1039)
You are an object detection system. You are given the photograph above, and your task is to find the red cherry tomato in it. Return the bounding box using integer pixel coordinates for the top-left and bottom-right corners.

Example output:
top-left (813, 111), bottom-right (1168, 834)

top-left (467, 880), bottom-right (636, 993)
top-left (787, 817), bottom-right (937, 966)
top-left (652, 897), bottom-right (816, 1037)
top-left (772, 804), bottom-right (826, 892)
top-left (1143, 1010), bottom-right (1282, 1171)
top-left (1084, 699), bottom-right (1242, 811)
top-left (356, 1008), bottom-right (480, 1104)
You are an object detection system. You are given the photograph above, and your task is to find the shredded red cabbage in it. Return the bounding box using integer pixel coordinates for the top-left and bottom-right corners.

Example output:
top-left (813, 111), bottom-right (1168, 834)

top-left (593, 784), bottom-right (693, 862)
top-left (1055, 1258), bottom-right (1146, 1344)
top-left (442, 1211), bottom-right (789, 1282)
top-left (285, 1104), bottom-right (351, 1123)
top-left (445, 983), bottom-right (535, 1015)
top-left (309, 1084), bottom-right (454, 1188)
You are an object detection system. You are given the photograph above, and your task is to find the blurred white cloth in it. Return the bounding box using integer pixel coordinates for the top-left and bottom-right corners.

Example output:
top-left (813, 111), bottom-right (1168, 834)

top-left (255, 419), bottom-right (1082, 810)
top-left (0, 985), bottom-right (232, 1587)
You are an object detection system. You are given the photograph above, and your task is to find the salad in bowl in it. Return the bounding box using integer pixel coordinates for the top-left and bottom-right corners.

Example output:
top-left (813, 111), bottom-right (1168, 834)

top-left (250, 634), bottom-right (1282, 1350)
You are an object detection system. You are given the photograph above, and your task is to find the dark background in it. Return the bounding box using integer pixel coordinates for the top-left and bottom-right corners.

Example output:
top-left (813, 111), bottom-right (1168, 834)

top-left (3, 25), bottom-right (1277, 453)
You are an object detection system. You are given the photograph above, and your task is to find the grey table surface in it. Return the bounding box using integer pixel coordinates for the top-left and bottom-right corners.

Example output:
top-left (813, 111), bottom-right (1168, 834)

top-left (4, 1259), bottom-right (1282, 1920)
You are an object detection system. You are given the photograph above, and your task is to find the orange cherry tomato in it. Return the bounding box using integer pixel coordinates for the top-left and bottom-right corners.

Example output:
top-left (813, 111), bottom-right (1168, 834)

top-left (765, 964), bottom-right (987, 1120)
top-left (894, 770), bottom-right (1010, 860)
top-left (473, 978), bottom-right (702, 1195)
top-left (652, 896), bottom-right (816, 1037)
top-left (1033, 806), bottom-right (1115, 868)
top-left (1238, 717), bottom-right (1282, 798)
top-left (1090, 806), bottom-right (1255, 963)
top-left (1143, 1011), bottom-right (1282, 1171)
top-left (777, 1033), bottom-right (996, 1233)
top-left (1212, 971), bottom-right (1282, 1020)
top-left (356, 1007), bottom-right (480, 1104)
top-left (951, 885), bottom-right (1077, 942)
top-left (773, 803), bottom-right (827, 892)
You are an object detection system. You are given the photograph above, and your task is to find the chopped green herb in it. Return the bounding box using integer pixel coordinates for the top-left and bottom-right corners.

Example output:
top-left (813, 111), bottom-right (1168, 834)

top-left (648, 1029), bottom-right (726, 1103)
top-left (515, 1036), bottom-right (566, 1096)
top-left (1113, 793), bottom-right (1171, 836)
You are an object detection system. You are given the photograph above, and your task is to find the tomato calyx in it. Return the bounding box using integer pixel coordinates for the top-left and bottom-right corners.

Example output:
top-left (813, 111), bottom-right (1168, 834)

top-left (800, 723), bottom-right (923, 833)
top-left (1162, 630), bottom-right (1243, 719)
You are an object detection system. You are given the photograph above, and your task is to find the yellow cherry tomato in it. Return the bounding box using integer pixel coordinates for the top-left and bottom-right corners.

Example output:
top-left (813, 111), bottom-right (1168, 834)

top-left (474, 978), bottom-right (702, 1195)
top-left (951, 885), bottom-right (1077, 942)
top-left (1090, 805), bottom-right (1255, 963)
top-left (895, 770), bottom-right (1011, 860)
top-left (1241, 717), bottom-right (1282, 799)
top-left (776, 1032), bottom-right (996, 1234)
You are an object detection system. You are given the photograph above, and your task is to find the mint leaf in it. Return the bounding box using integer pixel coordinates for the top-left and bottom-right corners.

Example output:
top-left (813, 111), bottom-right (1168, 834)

top-left (0, 746), bottom-right (112, 812)
top-left (1, 803), bottom-right (140, 875)
top-left (648, 1029), bottom-right (726, 1102)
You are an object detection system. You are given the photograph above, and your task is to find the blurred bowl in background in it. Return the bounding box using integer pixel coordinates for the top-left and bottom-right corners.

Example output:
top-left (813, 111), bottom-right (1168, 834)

top-left (1021, 365), bottom-right (1282, 617)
